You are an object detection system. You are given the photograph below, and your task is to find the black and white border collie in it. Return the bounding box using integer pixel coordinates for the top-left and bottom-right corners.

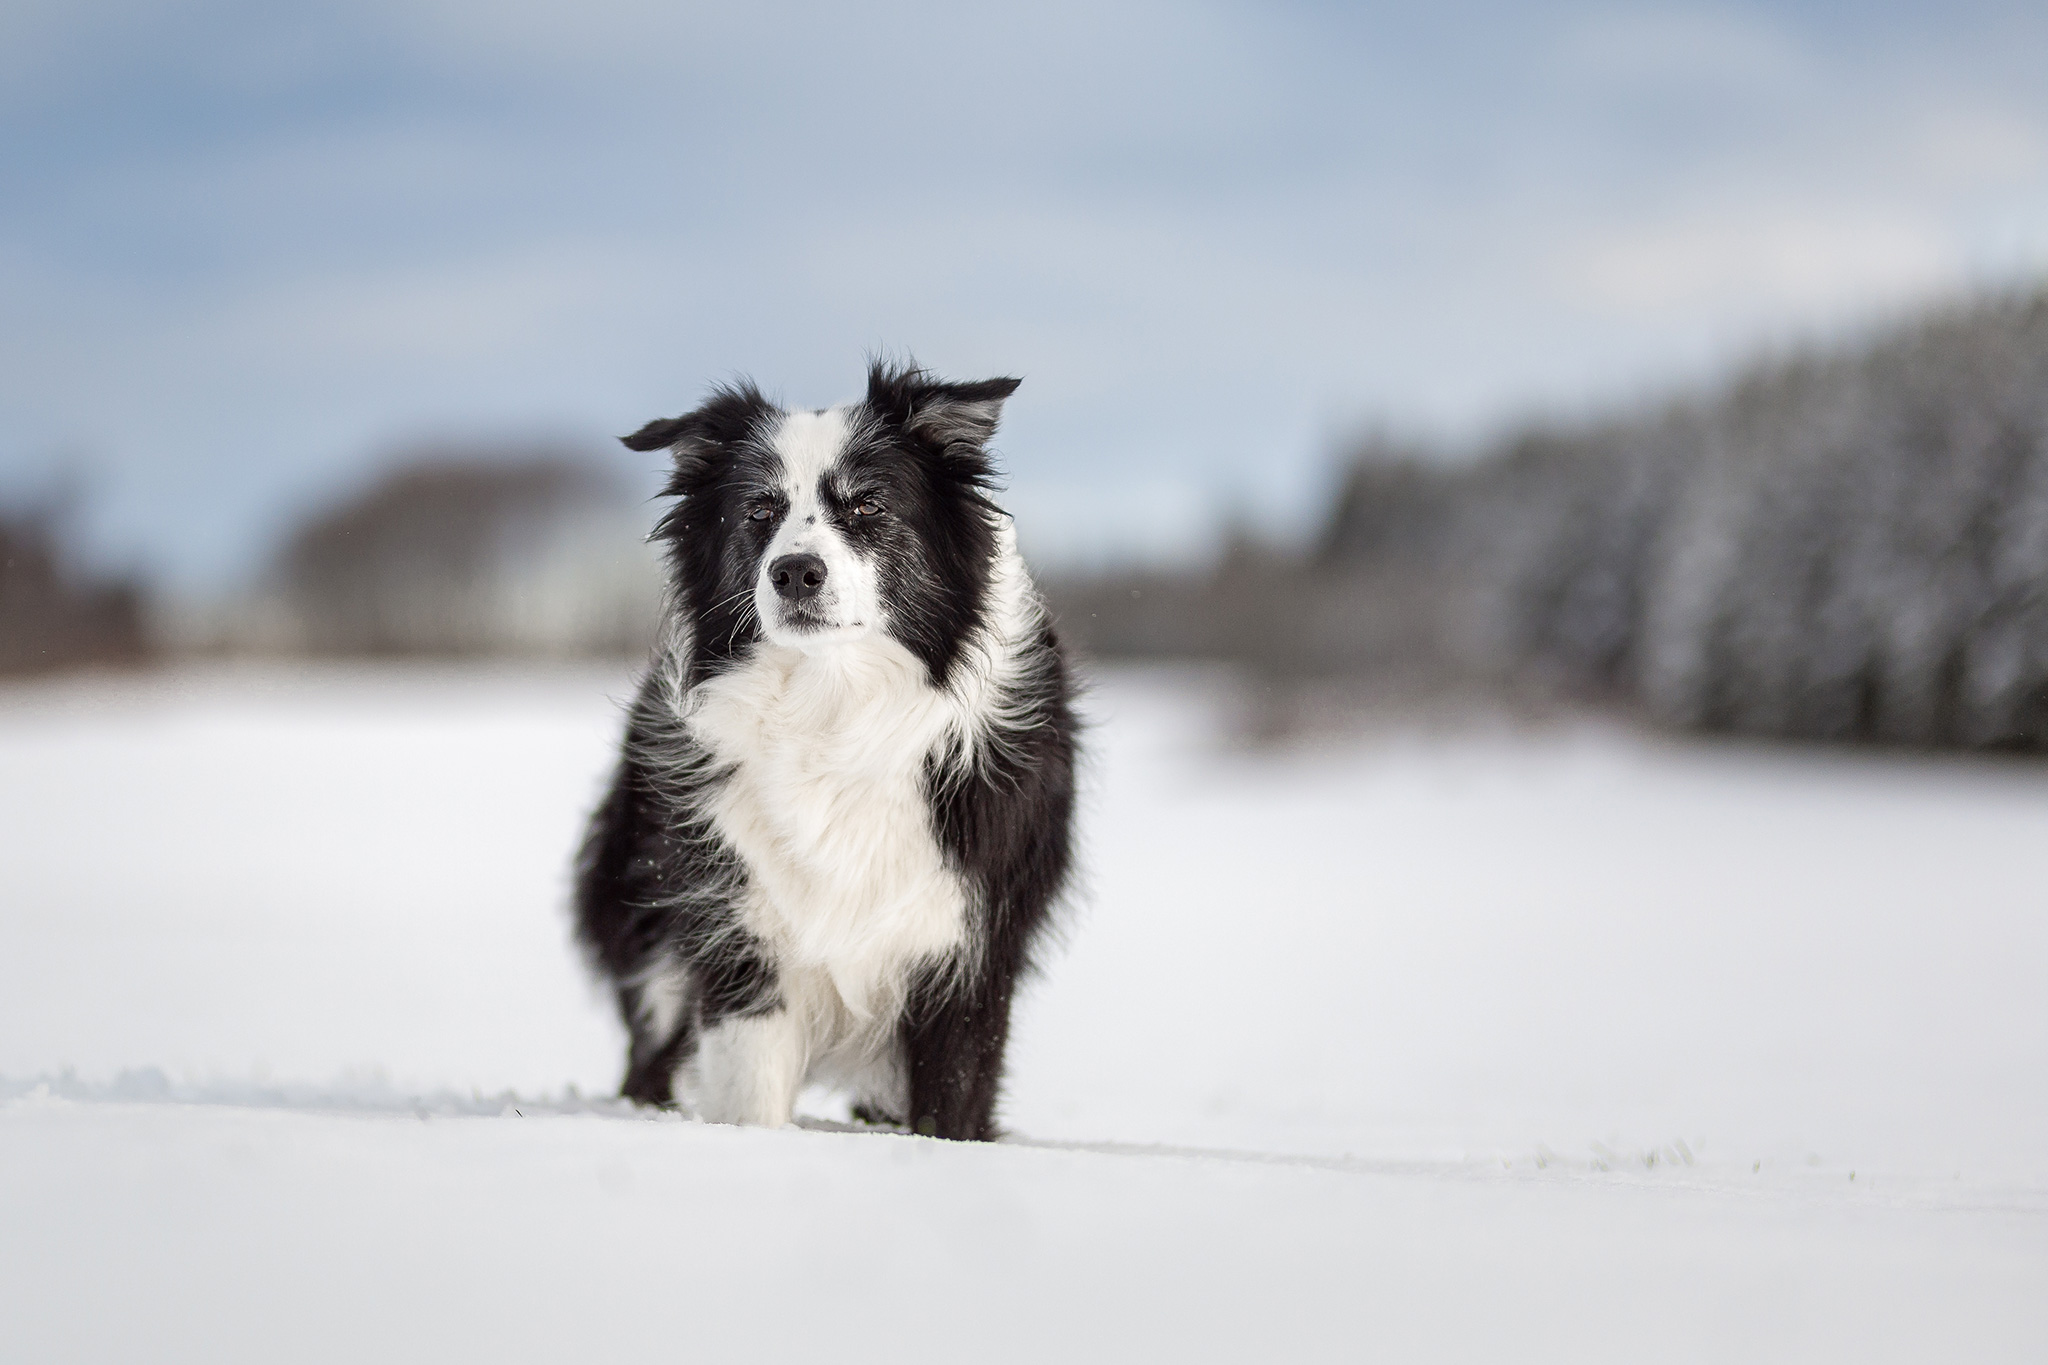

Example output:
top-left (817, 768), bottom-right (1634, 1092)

top-left (575, 362), bottom-right (1077, 1141)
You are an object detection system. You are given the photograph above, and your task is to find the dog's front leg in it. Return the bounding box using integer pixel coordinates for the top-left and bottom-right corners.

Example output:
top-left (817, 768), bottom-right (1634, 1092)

top-left (693, 1006), bottom-right (808, 1127)
top-left (903, 980), bottom-right (1014, 1142)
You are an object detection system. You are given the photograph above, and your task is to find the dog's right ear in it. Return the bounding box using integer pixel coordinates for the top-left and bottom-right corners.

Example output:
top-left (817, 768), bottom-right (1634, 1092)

top-left (623, 411), bottom-right (721, 496)
top-left (620, 416), bottom-right (697, 452)
top-left (620, 379), bottom-right (777, 488)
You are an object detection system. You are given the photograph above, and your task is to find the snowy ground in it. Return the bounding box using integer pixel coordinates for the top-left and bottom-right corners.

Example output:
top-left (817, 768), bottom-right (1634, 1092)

top-left (2, 663), bottom-right (2043, 1361)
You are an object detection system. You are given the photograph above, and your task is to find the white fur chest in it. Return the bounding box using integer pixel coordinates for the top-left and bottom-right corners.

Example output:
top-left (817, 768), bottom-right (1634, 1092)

top-left (682, 638), bottom-right (973, 1017)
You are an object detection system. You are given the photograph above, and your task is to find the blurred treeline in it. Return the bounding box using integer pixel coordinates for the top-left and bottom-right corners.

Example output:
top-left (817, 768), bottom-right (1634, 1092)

top-left (7, 288), bottom-right (2048, 753)
top-left (1050, 288), bottom-right (2048, 752)
top-left (252, 451), bottom-right (661, 658)
top-left (1, 446), bottom-right (663, 666)
top-left (0, 497), bottom-right (151, 675)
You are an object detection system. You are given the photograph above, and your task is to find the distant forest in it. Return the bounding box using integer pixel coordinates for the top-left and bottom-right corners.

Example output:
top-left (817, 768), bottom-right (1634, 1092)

top-left (265, 451), bottom-right (660, 658)
top-left (8, 287), bottom-right (2048, 754)
top-left (1052, 288), bottom-right (2048, 752)
top-left (0, 500), bottom-right (149, 676)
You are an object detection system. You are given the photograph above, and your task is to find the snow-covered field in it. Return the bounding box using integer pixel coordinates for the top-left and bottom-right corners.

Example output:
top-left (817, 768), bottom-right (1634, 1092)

top-left (2, 663), bottom-right (2043, 1361)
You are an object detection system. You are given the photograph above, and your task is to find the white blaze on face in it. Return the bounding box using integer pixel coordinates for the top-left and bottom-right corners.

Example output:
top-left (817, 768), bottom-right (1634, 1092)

top-left (754, 407), bottom-right (884, 649)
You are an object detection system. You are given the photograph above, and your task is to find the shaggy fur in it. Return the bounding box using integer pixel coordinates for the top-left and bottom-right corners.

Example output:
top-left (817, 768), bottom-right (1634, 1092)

top-left (574, 361), bottom-right (1077, 1141)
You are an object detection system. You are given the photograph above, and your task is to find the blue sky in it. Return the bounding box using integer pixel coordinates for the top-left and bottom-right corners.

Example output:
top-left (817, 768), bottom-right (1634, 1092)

top-left (6, 0), bottom-right (2048, 587)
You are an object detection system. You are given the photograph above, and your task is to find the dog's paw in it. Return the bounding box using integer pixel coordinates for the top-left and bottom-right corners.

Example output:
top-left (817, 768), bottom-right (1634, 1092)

top-left (849, 1103), bottom-right (904, 1129)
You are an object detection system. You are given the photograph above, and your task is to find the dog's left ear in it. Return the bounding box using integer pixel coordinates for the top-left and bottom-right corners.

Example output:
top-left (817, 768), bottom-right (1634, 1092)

top-left (867, 362), bottom-right (1021, 451)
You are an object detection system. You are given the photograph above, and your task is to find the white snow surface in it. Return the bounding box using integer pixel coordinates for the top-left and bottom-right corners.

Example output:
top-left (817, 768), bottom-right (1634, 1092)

top-left (1, 662), bottom-right (2043, 1361)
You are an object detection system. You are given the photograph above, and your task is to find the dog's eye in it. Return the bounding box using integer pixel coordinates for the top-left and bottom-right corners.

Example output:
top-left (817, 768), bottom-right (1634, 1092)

top-left (747, 506), bottom-right (774, 522)
top-left (853, 499), bottom-right (884, 518)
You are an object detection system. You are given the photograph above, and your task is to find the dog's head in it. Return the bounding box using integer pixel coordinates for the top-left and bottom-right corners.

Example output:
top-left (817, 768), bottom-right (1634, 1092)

top-left (625, 361), bottom-right (1021, 686)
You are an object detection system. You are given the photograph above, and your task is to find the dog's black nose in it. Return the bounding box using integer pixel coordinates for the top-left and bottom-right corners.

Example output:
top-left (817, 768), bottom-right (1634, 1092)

top-left (769, 553), bottom-right (828, 602)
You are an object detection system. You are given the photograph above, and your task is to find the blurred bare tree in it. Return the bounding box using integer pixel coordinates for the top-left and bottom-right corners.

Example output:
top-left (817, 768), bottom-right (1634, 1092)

top-left (0, 497), bottom-right (151, 676)
top-left (267, 450), bottom-right (662, 658)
